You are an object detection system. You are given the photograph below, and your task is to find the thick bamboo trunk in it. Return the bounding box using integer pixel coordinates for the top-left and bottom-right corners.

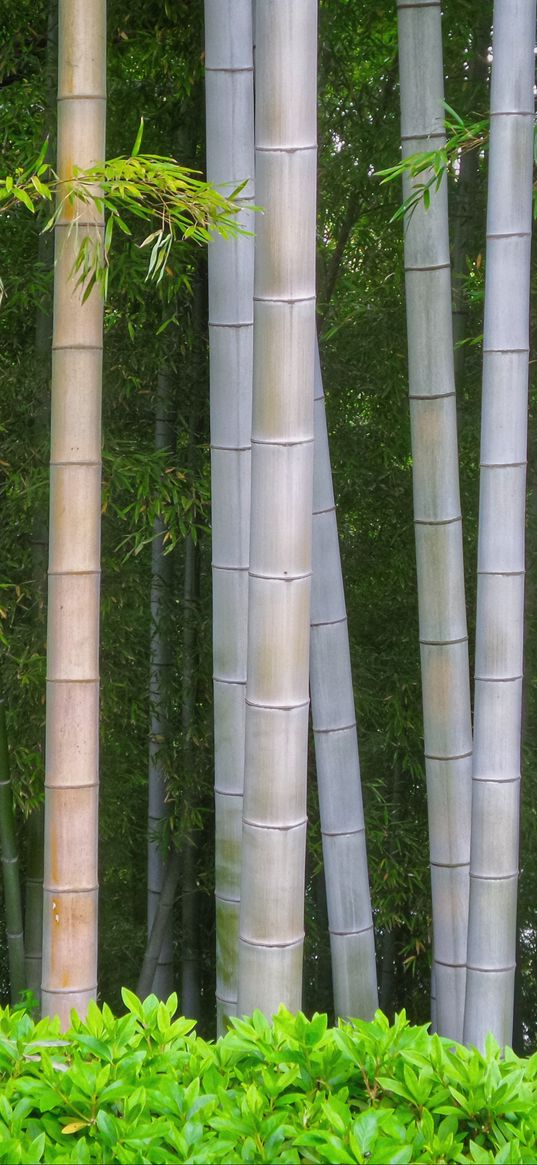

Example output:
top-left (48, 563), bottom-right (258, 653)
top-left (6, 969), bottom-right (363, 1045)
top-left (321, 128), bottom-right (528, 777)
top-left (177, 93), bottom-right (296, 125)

top-left (42, 0), bottom-right (106, 1025)
top-left (310, 347), bottom-right (378, 1019)
top-left (147, 364), bottom-right (175, 1000)
top-left (0, 699), bottom-right (26, 1003)
top-left (463, 0), bottom-right (536, 1050)
top-left (397, 0), bottom-right (472, 1042)
top-left (204, 0), bottom-right (254, 1030)
top-left (238, 0), bottom-right (317, 1017)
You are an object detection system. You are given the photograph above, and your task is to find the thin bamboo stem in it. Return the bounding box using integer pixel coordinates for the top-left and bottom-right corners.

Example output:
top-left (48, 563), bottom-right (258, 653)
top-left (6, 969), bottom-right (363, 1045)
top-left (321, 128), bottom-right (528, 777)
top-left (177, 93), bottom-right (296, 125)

top-left (311, 346), bottom-right (378, 1020)
top-left (0, 700), bottom-right (26, 1003)
top-left (42, 0), bottom-right (106, 1025)
top-left (397, 0), bottom-right (472, 1041)
top-left (463, 0), bottom-right (536, 1050)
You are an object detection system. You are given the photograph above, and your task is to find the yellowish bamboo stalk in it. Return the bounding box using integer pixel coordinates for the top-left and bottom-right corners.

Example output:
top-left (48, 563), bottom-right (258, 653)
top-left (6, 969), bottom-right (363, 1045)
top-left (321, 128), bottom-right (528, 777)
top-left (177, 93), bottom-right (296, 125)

top-left (42, 0), bottom-right (106, 1025)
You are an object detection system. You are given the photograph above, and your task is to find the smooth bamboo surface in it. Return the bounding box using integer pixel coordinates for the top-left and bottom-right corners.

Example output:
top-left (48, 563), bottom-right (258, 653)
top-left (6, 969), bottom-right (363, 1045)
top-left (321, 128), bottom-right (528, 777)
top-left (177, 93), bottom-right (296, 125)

top-left (311, 349), bottom-right (378, 1019)
top-left (205, 0), bottom-right (255, 1031)
top-left (42, 0), bottom-right (106, 1026)
top-left (397, 0), bottom-right (472, 1041)
top-left (238, 0), bottom-right (317, 1018)
top-left (0, 700), bottom-right (26, 1002)
top-left (463, 0), bottom-right (536, 1050)
top-left (147, 366), bottom-right (175, 1000)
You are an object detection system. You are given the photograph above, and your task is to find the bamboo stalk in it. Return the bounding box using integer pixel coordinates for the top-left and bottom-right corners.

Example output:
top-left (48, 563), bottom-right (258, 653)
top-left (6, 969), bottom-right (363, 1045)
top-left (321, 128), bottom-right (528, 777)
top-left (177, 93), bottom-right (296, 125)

top-left (238, 0), bottom-right (318, 1017)
top-left (42, 0), bottom-right (106, 1025)
top-left (0, 699), bottom-right (26, 1003)
top-left (204, 0), bottom-right (255, 1031)
top-left (463, 0), bottom-right (536, 1050)
top-left (137, 850), bottom-right (181, 1000)
top-left (397, 0), bottom-right (472, 1041)
top-left (311, 346), bottom-right (378, 1020)
top-left (24, 804), bottom-right (44, 1005)
top-left (147, 361), bottom-right (175, 1000)
top-left (180, 532), bottom-right (201, 1019)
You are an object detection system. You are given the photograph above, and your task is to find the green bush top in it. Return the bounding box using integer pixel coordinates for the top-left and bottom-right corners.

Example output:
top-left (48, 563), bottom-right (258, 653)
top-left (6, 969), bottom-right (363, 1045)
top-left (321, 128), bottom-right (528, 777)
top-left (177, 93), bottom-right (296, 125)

top-left (1, 992), bottom-right (536, 1163)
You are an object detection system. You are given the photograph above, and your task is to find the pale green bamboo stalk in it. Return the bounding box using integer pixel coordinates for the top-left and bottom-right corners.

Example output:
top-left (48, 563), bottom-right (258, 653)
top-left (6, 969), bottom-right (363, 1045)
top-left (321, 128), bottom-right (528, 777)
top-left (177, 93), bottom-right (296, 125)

top-left (238, 0), bottom-right (318, 1017)
top-left (24, 805), bottom-right (44, 1005)
top-left (42, 0), bottom-right (106, 1025)
top-left (147, 362), bottom-right (175, 1001)
top-left (397, 0), bottom-right (472, 1041)
top-left (181, 533), bottom-right (201, 1019)
top-left (0, 699), bottom-right (26, 1003)
top-left (311, 346), bottom-right (378, 1020)
top-left (463, 0), bottom-right (536, 1051)
top-left (204, 0), bottom-right (254, 1031)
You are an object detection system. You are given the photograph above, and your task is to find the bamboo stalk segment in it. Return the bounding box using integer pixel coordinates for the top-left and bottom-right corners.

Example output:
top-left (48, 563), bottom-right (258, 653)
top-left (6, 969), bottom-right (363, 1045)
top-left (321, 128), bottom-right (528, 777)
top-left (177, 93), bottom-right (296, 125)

top-left (0, 700), bottom-right (26, 1003)
top-left (205, 0), bottom-right (254, 1026)
top-left (238, 0), bottom-right (317, 1017)
top-left (397, 0), bottom-right (472, 1041)
top-left (42, 0), bottom-right (106, 1026)
top-left (310, 351), bottom-right (377, 1020)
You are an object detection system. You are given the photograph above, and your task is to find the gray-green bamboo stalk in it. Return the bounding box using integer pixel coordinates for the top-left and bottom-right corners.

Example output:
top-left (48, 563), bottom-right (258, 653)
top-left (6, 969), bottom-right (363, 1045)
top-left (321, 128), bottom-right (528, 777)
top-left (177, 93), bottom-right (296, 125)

top-left (397, 0), bottom-right (472, 1042)
top-left (181, 533), bottom-right (200, 1019)
top-left (147, 363), bottom-right (175, 1000)
top-left (463, 0), bottom-right (536, 1051)
top-left (42, 0), bottom-right (106, 1025)
top-left (25, 805), bottom-right (44, 1005)
top-left (0, 699), bottom-right (26, 1003)
top-left (238, 0), bottom-right (318, 1017)
top-left (311, 346), bottom-right (377, 1020)
top-left (204, 0), bottom-right (254, 1030)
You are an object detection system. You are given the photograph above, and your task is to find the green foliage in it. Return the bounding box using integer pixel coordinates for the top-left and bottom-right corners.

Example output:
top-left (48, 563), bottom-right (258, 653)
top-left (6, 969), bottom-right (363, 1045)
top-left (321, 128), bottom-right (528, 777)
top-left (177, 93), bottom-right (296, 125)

top-left (0, 998), bottom-right (537, 1163)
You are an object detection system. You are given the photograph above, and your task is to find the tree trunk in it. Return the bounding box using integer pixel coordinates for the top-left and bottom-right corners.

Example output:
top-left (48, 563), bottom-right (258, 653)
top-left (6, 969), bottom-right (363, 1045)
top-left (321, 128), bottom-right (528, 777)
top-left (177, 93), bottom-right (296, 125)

top-left (147, 360), bottom-right (175, 1000)
top-left (311, 345), bottom-right (378, 1019)
top-left (463, 0), bottom-right (536, 1050)
top-left (238, 0), bottom-right (318, 1017)
top-left (42, 0), bottom-right (106, 1025)
top-left (0, 699), bottom-right (26, 1003)
top-left (204, 0), bottom-right (255, 1030)
top-left (397, 0), bottom-right (472, 1042)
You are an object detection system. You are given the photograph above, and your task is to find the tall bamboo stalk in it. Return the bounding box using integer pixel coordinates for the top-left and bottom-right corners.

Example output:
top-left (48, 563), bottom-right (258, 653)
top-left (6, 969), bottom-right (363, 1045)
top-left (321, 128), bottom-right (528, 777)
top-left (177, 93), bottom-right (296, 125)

top-left (204, 0), bottom-right (254, 1029)
top-left (42, 0), bottom-right (106, 1025)
top-left (180, 533), bottom-right (201, 1018)
top-left (310, 346), bottom-right (378, 1019)
top-left (0, 699), bottom-right (26, 1003)
top-left (238, 0), bottom-right (317, 1017)
top-left (147, 362), bottom-right (175, 1000)
top-left (397, 0), bottom-right (472, 1041)
top-left (463, 0), bottom-right (536, 1050)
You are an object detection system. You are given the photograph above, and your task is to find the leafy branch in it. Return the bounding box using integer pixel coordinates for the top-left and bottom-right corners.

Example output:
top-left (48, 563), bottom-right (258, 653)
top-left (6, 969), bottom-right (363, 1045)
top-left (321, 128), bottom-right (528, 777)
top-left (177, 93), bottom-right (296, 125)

top-left (377, 104), bottom-right (488, 222)
top-left (0, 123), bottom-right (251, 301)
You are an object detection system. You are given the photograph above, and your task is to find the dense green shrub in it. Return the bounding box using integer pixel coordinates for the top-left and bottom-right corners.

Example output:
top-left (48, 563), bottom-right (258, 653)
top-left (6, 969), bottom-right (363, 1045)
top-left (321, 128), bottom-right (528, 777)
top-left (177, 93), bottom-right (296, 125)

top-left (1, 993), bottom-right (537, 1163)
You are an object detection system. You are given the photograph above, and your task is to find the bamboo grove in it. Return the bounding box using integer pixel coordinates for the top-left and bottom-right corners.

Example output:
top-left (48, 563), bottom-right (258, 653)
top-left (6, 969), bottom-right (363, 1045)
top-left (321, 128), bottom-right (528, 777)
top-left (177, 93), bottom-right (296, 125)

top-left (0, 0), bottom-right (536, 1053)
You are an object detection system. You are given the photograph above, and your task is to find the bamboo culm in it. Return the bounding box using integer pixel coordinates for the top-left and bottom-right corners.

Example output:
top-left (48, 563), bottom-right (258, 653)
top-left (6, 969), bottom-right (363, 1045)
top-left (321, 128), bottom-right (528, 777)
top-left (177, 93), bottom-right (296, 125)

top-left (42, 0), bottom-right (106, 1025)
top-left (397, 0), bottom-right (472, 1041)
top-left (463, 0), bottom-right (536, 1050)
top-left (310, 346), bottom-right (378, 1020)
top-left (147, 363), bottom-right (175, 1000)
top-left (204, 0), bottom-right (255, 1031)
top-left (238, 0), bottom-right (318, 1017)
top-left (0, 700), bottom-right (26, 1003)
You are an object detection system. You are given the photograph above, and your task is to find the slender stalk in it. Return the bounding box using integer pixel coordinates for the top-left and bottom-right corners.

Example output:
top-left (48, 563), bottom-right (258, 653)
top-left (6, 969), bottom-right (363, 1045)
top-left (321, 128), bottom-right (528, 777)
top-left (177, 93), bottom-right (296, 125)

top-left (42, 0), bottom-right (106, 1025)
top-left (181, 533), bottom-right (201, 1019)
top-left (204, 0), bottom-right (254, 1030)
top-left (238, 0), bottom-right (318, 1017)
top-left (137, 850), bottom-right (181, 1000)
top-left (397, 0), bottom-right (472, 1041)
top-left (463, 0), bottom-right (536, 1050)
top-left (147, 360), bottom-right (175, 1000)
top-left (25, 805), bottom-right (44, 1005)
top-left (310, 346), bottom-right (377, 1020)
top-left (0, 700), bottom-right (26, 1003)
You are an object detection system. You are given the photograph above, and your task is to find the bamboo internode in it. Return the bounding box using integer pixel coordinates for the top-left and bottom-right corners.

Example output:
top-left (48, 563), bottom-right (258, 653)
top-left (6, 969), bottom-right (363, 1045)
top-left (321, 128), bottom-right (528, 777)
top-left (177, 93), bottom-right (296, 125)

top-left (397, 0), bottom-right (472, 1042)
top-left (238, 0), bottom-right (317, 1017)
top-left (42, 0), bottom-right (106, 1025)
top-left (464, 0), bottom-right (536, 1050)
